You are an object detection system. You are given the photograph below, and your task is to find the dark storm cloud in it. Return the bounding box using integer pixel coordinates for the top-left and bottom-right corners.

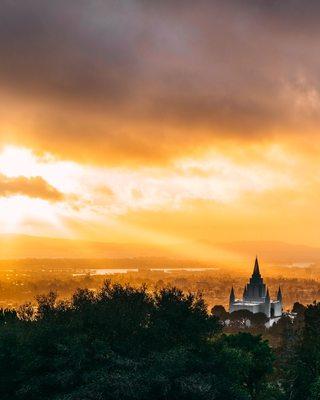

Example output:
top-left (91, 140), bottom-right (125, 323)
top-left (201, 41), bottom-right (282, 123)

top-left (0, 0), bottom-right (139, 102)
top-left (1, 0), bottom-right (320, 162)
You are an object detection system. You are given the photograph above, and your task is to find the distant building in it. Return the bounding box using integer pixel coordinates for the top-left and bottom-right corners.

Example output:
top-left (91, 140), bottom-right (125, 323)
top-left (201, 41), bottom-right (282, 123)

top-left (229, 257), bottom-right (282, 318)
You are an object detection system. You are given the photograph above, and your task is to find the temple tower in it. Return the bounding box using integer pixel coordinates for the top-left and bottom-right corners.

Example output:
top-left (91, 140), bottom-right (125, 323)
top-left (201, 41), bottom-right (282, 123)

top-left (228, 257), bottom-right (283, 319)
top-left (265, 288), bottom-right (271, 317)
top-left (229, 286), bottom-right (235, 313)
top-left (243, 257), bottom-right (267, 302)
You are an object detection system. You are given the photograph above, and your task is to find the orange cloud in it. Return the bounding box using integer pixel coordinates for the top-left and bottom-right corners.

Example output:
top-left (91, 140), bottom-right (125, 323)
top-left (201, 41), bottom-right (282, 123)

top-left (0, 174), bottom-right (63, 202)
top-left (1, 1), bottom-right (320, 252)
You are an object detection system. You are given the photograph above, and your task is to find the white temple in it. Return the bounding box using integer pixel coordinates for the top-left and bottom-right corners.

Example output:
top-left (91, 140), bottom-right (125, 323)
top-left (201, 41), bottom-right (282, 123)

top-left (229, 257), bottom-right (282, 318)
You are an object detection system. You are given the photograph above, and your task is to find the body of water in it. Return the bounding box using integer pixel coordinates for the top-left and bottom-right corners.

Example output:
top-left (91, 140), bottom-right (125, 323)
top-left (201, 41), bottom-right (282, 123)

top-left (73, 268), bottom-right (139, 276)
top-left (73, 267), bottom-right (218, 276)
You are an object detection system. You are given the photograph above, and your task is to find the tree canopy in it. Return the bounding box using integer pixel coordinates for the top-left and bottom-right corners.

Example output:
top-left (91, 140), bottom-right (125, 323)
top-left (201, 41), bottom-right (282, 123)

top-left (0, 281), bottom-right (278, 400)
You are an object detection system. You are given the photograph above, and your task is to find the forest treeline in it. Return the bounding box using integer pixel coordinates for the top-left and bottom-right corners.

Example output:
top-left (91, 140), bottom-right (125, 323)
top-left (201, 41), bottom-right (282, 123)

top-left (0, 281), bottom-right (319, 399)
top-left (1, 266), bottom-right (319, 310)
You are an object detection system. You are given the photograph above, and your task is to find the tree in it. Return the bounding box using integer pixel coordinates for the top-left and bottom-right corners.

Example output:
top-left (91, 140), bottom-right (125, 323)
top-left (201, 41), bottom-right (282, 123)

top-left (35, 291), bottom-right (58, 318)
top-left (211, 304), bottom-right (229, 321)
top-left (289, 302), bottom-right (320, 400)
top-left (0, 308), bottom-right (17, 326)
top-left (151, 287), bottom-right (221, 349)
top-left (292, 301), bottom-right (306, 315)
top-left (251, 312), bottom-right (268, 327)
top-left (310, 376), bottom-right (320, 400)
top-left (0, 282), bottom-right (279, 400)
top-left (17, 302), bottom-right (35, 321)
top-left (222, 333), bottom-right (275, 399)
top-left (72, 287), bottom-right (95, 310)
top-left (230, 309), bottom-right (254, 328)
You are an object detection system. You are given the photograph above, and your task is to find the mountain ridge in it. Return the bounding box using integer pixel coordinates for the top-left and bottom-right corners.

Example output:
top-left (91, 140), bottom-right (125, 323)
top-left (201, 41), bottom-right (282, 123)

top-left (1, 234), bottom-right (320, 264)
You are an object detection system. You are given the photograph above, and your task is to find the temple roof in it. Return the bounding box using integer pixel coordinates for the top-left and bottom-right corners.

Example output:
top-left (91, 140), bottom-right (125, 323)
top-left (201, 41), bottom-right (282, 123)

top-left (253, 256), bottom-right (261, 277)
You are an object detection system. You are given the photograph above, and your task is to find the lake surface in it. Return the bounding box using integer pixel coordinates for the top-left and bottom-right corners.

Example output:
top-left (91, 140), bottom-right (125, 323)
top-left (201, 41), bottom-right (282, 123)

top-left (73, 268), bottom-right (139, 276)
top-left (150, 268), bottom-right (218, 273)
top-left (73, 267), bottom-right (218, 276)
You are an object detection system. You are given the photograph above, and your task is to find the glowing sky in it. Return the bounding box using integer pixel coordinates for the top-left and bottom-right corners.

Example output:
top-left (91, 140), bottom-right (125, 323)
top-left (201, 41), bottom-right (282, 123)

top-left (1, 1), bottom-right (320, 255)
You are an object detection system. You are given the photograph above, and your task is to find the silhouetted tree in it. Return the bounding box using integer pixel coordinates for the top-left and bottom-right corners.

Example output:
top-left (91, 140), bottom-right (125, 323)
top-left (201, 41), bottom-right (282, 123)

top-left (222, 333), bottom-right (275, 399)
top-left (292, 301), bottom-right (306, 316)
top-left (211, 304), bottom-right (229, 321)
top-left (230, 309), bottom-right (254, 328)
top-left (0, 281), bottom-right (281, 400)
top-left (35, 290), bottom-right (57, 318)
top-left (17, 302), bottom-right (35, 321)
top-left (289, 302), bottom-right (320, 400)
top-left (151, 287), bottom-right (220, 350)
top-left (251, 312), bottom-right (268, 327)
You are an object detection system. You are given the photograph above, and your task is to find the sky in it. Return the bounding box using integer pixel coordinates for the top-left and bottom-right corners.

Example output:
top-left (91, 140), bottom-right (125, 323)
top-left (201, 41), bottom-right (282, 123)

top-left (1, 0), bottom-right (320, 257)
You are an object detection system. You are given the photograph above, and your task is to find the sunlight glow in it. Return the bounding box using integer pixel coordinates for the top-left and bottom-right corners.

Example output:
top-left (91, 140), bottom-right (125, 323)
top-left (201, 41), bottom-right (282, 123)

top-left (0, 196), bottom-right (63, 234)
top-left (0, 143), bottom-right (305, 246)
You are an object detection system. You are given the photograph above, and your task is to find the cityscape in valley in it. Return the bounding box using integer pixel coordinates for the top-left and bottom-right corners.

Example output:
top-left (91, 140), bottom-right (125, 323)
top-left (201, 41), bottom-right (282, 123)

top-left (0, 254), bottom-right (313, 323)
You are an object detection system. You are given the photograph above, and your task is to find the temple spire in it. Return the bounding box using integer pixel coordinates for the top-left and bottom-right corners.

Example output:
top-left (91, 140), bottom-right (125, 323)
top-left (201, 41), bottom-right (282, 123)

top-left (265, 288), bottom-right (270, 303)
top-left (243, 285), bottom-right (247, 299)
top-left (229, 286), bottom-right (235, 304)
top-left (277, 286), bottom-right (282, 302)
top-left (253, 256), bottom-right (261, 277)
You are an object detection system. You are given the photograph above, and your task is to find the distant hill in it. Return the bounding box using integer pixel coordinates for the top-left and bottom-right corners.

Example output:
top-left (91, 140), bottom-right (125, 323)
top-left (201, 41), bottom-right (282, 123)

top-left (216, 241), bottom-right (320, 264)
top-left (0, 234), bottom-right (162, 259)
top-left (1, 235), bottom-right (320, 267)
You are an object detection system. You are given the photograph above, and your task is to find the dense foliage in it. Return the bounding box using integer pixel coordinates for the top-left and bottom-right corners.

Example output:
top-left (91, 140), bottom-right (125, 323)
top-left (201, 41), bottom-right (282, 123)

top-left (0, 282), bottom-right (317, 400)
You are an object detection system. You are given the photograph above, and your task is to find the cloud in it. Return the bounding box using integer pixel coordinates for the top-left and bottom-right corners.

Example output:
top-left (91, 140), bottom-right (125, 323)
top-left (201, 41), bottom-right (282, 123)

top-left (0, 174), bottom-right (64, 202)
top-left (0, 143), bottom-right (320, 247)
top-left (1, 0), bottom-right (320, 164)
